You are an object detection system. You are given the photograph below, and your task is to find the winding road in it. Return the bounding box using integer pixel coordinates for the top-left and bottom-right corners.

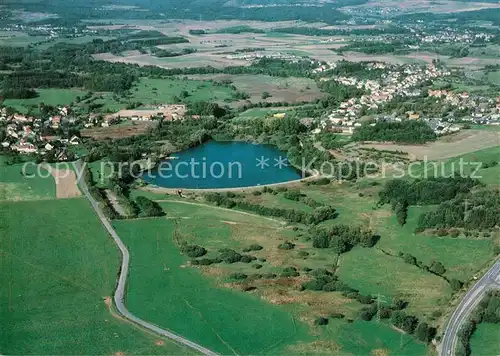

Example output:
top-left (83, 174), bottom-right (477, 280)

top-left (73, 161), bottom-right (218, 356)
top-left (440, 258), bottom-right (500, 356)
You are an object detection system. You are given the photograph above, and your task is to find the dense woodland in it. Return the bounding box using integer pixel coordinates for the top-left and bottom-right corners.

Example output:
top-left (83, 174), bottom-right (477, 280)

top-left (352, 120), bottom-right (437, 144)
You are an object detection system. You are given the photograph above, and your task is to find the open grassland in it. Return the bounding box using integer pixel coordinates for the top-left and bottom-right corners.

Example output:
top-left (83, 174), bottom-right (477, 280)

top-left (337, 246), bottom-right (452, 317)
top-left (91, 77), bottom-right (236, 111)
top-left (470, 323), bottom-right (500, 356)
top-left (4, 88), bottom-right (87, 113)
top-left (0, 198), bottom-right (190, 355)
top-left (185, 74), bottom-right (324, 105)
top-left (298, 183), bottom-right (497, 315)
top-left (112, 215), bottom-right (312, 355)
top-left (0, 160), bottom-right (56, 201)
top-left (0, 31), bottom-right (47, 47)
top-left (411, 145), bottom-right (500, 185)
top-left (113, 201), bottom-right (427, 355)
top-left (359, 129), bottom-right (500, 161)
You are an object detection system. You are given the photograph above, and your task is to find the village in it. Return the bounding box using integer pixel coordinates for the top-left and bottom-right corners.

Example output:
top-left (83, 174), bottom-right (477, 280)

top-left (314, 61), bottom-right (500, 135)
top-left (0, 104), bottom-right (187, 159)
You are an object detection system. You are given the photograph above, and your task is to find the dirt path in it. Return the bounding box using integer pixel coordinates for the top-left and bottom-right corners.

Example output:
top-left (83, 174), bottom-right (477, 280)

top-left (105, 190), bottom-right (127, 217)
top-left (42, 164), bottom-right (81, 199)
top-left (156, 200), bottom-right (286, 226)
top-left (140, 170), bottom-right (319, 194)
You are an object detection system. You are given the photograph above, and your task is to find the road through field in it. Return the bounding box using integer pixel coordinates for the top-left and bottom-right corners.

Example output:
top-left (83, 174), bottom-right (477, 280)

top-left (73, 160), bottom-right (217, 356)
top-left (440, 258), bottom-right (500, 356)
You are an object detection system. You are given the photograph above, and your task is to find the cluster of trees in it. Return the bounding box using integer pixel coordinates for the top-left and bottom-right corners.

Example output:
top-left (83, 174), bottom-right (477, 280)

top-left (336, 40), bottom-right (413, 55)
top-left (352, 120), bottom-right (437, 144)
top-left (190, 247), bottom-right (257, 266)
top-left (379, 177), bottom-right (478, 206)
top-left (396, 251), bottom-right (463, 290)
top-left (204, 193), bottom-right (337, 225)
top-left (216, 26), bottom-right (265, 34)
top-left (135, 196), bottom-right (164, 217)
top-left (416, 189), bottom-right (500, 231)
top-left (317, 79), bottom-right (366, 108)
top-left (457, 291), bottom-right (500, 356)
top-left (326, 60), bottom-right (389, 80)
top-left (151, 47), bottom-right (197, 58)
top-left (359, 297), bottom-right (436, 342)
top-left (271, 26), bottom-right (410, 38)
top-left (311, 224), bottom-right (380, 253)
top-left (181, 244), bottom-right (207, 258)
top-left (301, 268), bottom-right (361, 296)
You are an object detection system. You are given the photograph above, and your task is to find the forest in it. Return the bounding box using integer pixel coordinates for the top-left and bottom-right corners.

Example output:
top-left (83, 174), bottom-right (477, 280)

top-left (352, 120), bottom-right (437, 144)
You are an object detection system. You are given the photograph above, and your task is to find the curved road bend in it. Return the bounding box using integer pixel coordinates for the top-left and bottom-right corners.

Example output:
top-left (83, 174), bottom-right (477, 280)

top-left (440, 258), bottom-right (500, 356)
top-left (73, 161), bottom-right (218, 356)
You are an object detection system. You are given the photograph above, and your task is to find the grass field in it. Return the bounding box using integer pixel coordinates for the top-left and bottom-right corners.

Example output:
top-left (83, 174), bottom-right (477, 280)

top-left (112, 215), bottom-right (312, 355)
top-left (112, 200), bottom-right (427, 354)
top-left (470, 323), bottom-right (500, 356)
top-left (4, 89), bottom-right (87, 113)
top-left (0, 160), bottom-right (56, 201)
top-left (0, 31), bottom-right (47, 46)
top-left (0, 198), bottom-right (190, 354)
top-left (92, 77), bottom-right (236, 111)
top-left (185, 74), bottom-right (323, 105)
top-left (412, 145), bottom-right (500, 185)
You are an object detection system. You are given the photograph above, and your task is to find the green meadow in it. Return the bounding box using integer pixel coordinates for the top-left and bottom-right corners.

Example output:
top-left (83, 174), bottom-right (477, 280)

top-left (0, 160), bottom-right (56, 201)
top-left (4, 88), bottom-right (87, 113)
top-left (0, 198), bottom-right (190, 355)
top-left (113, 199), bottom-right (427, 355)
top-left (93, 77), bottom-right (236, 111)
top-left (470, 323), bottom-right (500, 356)
top-left (411, 146), bottom-right (500, 185)
top-left (113, 215), bottom-right (312, 355)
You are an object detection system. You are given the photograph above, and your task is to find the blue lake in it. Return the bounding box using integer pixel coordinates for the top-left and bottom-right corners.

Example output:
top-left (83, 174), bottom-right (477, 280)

top-left (142, 140), bottom-right (303, 189)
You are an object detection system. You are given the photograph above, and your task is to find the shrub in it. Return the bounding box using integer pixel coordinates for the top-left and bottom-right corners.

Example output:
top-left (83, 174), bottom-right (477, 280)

top-left (314, 317), bottom-right (329, 326)
top-left (284, 190), bottom-right (301, 201)
top-left (181, 244), bottom-right (207, 258)
top-left (240, 255), bottom-right (257, 263)
top-left (243, 244), bottom-right (263, 252)
top-left (219, 248), bottom-right (242, 263)
top-left (230, 272), bottom-right (248, 280)
top-left (449, 229), bottom-right (460, 238)
top-left (253, 264), bottom-right (263, 269)
top-left (450, 278), bottom-right (463, 291)
top-left (278, 241), bottom-right (295, 250)
top-left (356, 294), bottom-right (373, 304)
top-left (329, 312), bottom-right (344, 319)
top-left (262, 273), bottom-right (277, 279)
top-left (281, 267), bottom-right (300, 277)
top-left (298, 251), bottom-right (310, 258)
top-left (429, 260), bottom-right (446, 275)
top-left (436, 228), bottom-right (448, 237)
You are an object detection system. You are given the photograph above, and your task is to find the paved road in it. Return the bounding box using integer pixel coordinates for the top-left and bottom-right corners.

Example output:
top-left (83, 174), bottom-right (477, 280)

top-left (440, 258), bottom-right (500, 356)
top-left (73, 161), bottom-right (218, 356)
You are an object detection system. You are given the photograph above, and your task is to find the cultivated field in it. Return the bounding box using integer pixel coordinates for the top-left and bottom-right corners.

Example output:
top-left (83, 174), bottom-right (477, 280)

top-left (0, 198), bottom-right (191, 355)
top-left (42, 163), bottom-right (81, 198)
top-left (358, 129), bottom-right (500, 160)
top-left (81, 121), bottom-right (155, 140)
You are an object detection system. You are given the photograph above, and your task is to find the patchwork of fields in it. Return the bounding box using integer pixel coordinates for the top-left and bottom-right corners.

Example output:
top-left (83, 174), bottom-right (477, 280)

top-left (0, 198), bottom-right (190, 355)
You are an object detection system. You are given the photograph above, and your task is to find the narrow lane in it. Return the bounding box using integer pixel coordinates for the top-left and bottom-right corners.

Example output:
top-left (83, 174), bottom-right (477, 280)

top-left (73, 160), bottom-right (218, 356)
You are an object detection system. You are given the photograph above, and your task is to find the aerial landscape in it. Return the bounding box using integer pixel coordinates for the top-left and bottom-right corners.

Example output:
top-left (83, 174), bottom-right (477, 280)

top-left (0, 0), bottom-right (499, 355)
